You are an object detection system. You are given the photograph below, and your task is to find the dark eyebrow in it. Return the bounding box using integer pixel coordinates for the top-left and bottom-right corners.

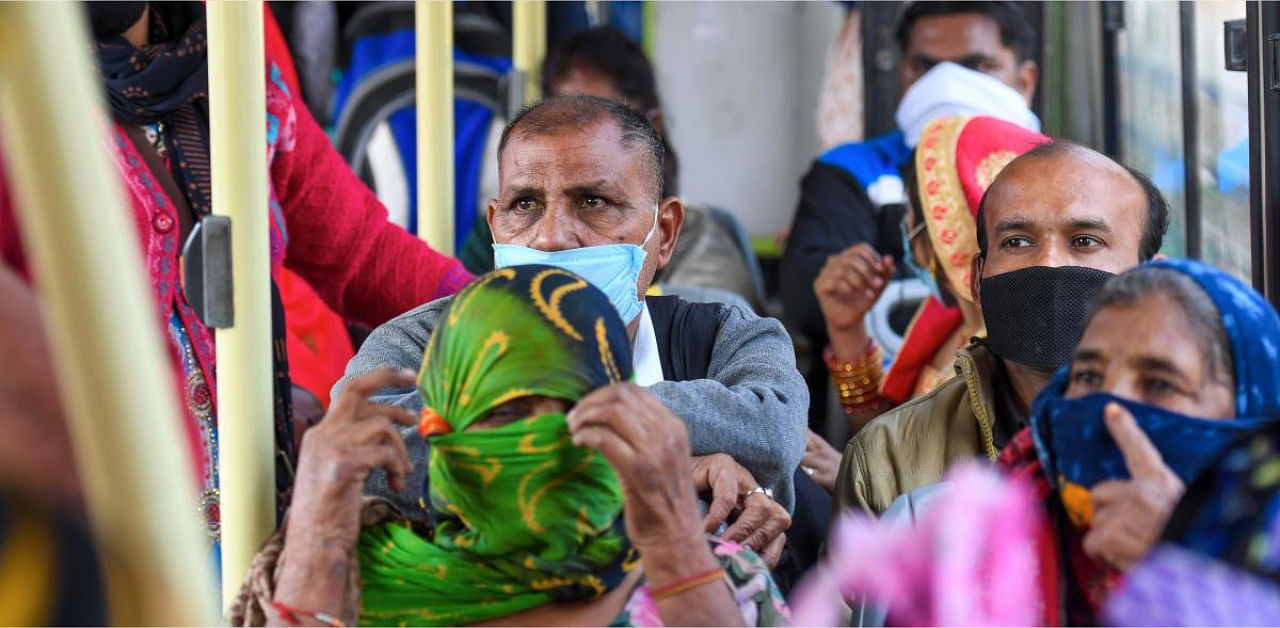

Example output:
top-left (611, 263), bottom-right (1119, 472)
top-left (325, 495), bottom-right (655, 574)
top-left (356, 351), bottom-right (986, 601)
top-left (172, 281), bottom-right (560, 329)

top-left (910, 53), bottom-right (942, 69)
top-left (565, 180), bottom-right (626, 198)
top-left (1134, 356), bottom-right (1187, 378)
top-left (1068, 217), bottom-right (1113, 234)
top-left (1073, 348), bottom-right (1104, 363)
top-left (955, 53), bottom-right (996, 68)
top-left (992, 214), bottom-right (1035, 235)
top-left (911, 52), bottom-right (995, 70)
top-left (502, 184), bottom-right (543, 200)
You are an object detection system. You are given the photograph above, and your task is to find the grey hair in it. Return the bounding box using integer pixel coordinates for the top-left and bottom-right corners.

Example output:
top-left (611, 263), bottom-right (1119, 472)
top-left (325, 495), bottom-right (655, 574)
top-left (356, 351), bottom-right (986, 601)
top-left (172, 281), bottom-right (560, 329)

top-left (497, 95), bottom-right (666, 200)
top-left (1085, 265), bottom-right (1234, 386)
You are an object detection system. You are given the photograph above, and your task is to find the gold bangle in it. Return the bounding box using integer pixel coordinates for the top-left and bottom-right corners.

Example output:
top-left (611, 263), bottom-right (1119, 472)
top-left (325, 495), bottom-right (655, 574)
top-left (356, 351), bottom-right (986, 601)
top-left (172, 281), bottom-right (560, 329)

top-left (823, 342), bottom-right (879, 370)
top-left (844, 397), bottom-right (891, 415)
top-left (824, 342), bottom-right (887, 415)
top-left (827, 344), bottom-right (882, 386)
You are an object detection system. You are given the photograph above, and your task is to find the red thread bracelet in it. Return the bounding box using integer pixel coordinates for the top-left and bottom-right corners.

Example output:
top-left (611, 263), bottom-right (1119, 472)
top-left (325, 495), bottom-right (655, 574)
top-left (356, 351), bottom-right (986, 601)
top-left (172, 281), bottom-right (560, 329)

top-left (650, 567), bottom-right (727, 600)
top-left (272, 600), bottom-right (345, 627)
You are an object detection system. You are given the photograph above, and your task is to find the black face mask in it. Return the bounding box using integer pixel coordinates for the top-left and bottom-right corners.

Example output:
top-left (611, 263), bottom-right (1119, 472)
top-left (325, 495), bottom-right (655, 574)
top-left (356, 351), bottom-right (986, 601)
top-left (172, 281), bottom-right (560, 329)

top-left (85, 1), bottom-right (148, 40)
top-left (978, 265), bottom-right (1115, 372)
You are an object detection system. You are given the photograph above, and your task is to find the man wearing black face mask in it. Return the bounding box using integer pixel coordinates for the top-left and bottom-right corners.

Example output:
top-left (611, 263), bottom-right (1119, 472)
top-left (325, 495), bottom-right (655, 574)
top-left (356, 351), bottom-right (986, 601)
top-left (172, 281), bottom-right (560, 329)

top-left (831, 141), bottom-right (1170, 516)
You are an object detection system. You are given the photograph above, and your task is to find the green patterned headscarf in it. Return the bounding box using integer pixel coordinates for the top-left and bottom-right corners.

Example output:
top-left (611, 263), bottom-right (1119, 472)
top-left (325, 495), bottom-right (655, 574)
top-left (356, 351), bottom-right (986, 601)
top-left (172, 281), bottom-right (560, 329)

top-left (357, 265), bottom-right (637, 626)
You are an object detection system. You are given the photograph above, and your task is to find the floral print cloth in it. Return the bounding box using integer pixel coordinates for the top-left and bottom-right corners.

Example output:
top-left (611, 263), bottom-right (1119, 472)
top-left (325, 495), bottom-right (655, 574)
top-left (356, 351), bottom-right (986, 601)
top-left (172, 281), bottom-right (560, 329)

top-left (614, 537), bottom-right (789, 627)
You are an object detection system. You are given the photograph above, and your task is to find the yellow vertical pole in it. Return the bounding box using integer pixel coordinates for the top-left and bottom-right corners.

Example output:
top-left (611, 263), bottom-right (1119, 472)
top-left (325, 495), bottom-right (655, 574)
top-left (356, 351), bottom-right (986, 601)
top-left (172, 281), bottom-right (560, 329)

top-left (0, 2), bottom-right (217, 625)
top-left (416, 0), bottom-right (455, 254)
top-left (207, 0), bottom-right (276, 606)
top-left (642, 1), bottom-right (657, 59)
top-left (514, 0), bottom-right (547, 104)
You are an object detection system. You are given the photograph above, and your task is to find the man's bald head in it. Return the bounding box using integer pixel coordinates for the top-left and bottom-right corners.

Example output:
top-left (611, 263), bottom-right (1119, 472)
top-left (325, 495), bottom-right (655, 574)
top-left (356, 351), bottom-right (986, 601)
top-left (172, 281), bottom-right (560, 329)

top-left (976, 141), bottom-right (1170, 262)
top-left (498, 95), bottom-right (666, 200)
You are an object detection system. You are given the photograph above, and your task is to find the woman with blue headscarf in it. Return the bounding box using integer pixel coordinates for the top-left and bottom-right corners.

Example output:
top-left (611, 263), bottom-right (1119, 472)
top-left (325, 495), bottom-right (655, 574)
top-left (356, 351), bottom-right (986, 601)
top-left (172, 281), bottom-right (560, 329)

top-left (1105, 419), bottom-right (1280, 625)
top-left (997, 258), bottom-right (1280, 625)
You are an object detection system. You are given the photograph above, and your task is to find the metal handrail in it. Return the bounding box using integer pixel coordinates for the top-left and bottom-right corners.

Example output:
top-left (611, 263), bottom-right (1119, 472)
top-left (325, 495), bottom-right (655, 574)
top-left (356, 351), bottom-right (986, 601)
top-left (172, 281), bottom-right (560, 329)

top-left (207, 1), bottom-right (277, 608)
top-left (515, 1), bottom-right (548, 104)
top-left (417, 1), bottom-right (456, 254)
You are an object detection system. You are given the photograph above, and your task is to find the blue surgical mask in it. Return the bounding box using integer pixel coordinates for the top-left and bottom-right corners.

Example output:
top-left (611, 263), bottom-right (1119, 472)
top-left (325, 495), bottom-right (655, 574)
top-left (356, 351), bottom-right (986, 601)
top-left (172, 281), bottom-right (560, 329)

top-left (492, 206), bottom-right (659, 325)
top-left (901, 218), bottom-right (944, 302)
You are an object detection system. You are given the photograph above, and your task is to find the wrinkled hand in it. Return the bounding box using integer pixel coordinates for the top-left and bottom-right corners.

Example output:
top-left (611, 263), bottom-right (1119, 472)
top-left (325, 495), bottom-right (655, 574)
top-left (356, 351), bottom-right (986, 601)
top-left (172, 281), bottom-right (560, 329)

top-left (287, 369), bottom-right (418, 551)
top-left (692, 453), bottom-right (791, 567)
top-left (814, 243), bottom-right (894, 339)
top-left (1082, 403), bottom-right (1185, 572)
top-left (568, 384), bottom-right (705, 551)
top-left (802, 429), bottom-right (842, 493)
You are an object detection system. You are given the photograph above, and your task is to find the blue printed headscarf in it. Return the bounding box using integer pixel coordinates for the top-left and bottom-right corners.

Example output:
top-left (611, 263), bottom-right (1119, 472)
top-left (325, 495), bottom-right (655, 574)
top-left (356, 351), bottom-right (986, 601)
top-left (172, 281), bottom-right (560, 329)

top-left (1104, 261), bottom-right (1280, 626)
top-left (1029, 259), bottom-right (1280, 526)
top-left (1157, 259), bottom-right (1280, 417)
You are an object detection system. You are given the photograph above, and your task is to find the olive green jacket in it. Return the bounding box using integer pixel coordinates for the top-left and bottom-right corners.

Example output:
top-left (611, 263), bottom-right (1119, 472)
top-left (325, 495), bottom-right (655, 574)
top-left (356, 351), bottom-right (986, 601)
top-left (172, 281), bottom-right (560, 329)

top-left (832, 343), bottom-right (1002, 517)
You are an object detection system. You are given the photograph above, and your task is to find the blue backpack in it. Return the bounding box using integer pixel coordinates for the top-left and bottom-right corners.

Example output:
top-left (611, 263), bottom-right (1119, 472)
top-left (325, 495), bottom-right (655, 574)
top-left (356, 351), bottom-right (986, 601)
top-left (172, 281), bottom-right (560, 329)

top-left (331, 2), bottom-right (513, 247)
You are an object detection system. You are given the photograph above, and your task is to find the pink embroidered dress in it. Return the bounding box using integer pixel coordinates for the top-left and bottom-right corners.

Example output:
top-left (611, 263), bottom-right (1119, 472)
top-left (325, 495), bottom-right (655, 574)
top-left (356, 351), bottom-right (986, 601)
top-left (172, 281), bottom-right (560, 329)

top-left (0, 64), bottom-right (471, 543)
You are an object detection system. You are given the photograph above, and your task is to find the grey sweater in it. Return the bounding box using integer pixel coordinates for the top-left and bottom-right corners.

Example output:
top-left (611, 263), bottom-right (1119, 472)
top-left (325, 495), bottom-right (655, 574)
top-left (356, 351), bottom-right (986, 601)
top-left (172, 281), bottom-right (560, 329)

top-left (335, 296), bottom-right (809, 513)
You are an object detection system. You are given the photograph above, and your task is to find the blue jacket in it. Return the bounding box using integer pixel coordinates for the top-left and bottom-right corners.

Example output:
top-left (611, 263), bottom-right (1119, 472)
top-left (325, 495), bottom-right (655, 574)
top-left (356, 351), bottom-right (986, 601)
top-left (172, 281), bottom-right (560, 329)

top-left (780, 130), bottom-right (912, 346)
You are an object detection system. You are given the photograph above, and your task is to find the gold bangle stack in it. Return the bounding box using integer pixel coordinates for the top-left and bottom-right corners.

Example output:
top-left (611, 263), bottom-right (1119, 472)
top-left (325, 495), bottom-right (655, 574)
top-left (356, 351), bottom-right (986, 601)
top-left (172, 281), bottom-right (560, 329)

top-left (824, 342), bottom-right (887, 415)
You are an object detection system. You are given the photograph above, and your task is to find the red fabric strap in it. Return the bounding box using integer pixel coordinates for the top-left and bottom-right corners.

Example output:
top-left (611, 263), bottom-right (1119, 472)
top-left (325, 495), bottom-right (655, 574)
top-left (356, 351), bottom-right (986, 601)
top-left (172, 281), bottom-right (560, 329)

top-left (880, 296), bottom-right (963, 404)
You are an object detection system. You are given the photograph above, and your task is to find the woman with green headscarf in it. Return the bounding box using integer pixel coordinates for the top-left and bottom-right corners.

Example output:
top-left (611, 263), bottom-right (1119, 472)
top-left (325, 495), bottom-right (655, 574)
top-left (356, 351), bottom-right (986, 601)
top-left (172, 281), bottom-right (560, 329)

top-left (231, 265), bottom-right (787, 627)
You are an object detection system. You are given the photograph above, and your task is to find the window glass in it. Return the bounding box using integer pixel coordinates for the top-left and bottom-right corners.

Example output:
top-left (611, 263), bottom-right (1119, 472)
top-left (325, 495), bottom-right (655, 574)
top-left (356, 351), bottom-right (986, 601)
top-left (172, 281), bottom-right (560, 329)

top-left (1194, 1), bottom-right (1251, 282)
top-left (1117, 1), bottom-right (1187, 258)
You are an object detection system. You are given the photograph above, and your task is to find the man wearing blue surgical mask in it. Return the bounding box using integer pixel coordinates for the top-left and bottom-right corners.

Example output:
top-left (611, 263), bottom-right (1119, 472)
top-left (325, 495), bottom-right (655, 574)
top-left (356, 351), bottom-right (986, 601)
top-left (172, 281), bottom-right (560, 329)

top-left (832, 141), bottom-right (1172, 517)
top-left (337, 96), bottom-right (808, 567)
top-left (781, 1), bottom-right (1040, 430)
top-left (486, 104), bottom-right (669, 343)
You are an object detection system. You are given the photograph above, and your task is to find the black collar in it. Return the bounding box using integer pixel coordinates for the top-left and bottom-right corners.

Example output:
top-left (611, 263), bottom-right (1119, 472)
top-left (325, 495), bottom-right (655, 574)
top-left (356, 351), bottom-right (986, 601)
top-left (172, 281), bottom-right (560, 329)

top-left (983, 341), bottom-right (1031, 451)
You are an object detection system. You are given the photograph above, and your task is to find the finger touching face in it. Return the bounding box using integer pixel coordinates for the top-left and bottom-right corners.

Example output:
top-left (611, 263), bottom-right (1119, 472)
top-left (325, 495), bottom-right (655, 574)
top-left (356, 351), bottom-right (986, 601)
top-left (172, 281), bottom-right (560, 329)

top-left (1066, 294), bottom-right (1236, 419)
top-left (979, 147), bottom-right (1149, 279)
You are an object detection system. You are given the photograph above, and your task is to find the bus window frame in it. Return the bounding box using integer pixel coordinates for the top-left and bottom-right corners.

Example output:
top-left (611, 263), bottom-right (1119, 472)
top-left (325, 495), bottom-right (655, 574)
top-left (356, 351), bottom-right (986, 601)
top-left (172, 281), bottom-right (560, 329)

top-left (861, 1), bottom-right (902, 139)
top-left (1179, 1), bottom-right (1203, 260)
top-left (1246, 0), bottom-right (1280, 305)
